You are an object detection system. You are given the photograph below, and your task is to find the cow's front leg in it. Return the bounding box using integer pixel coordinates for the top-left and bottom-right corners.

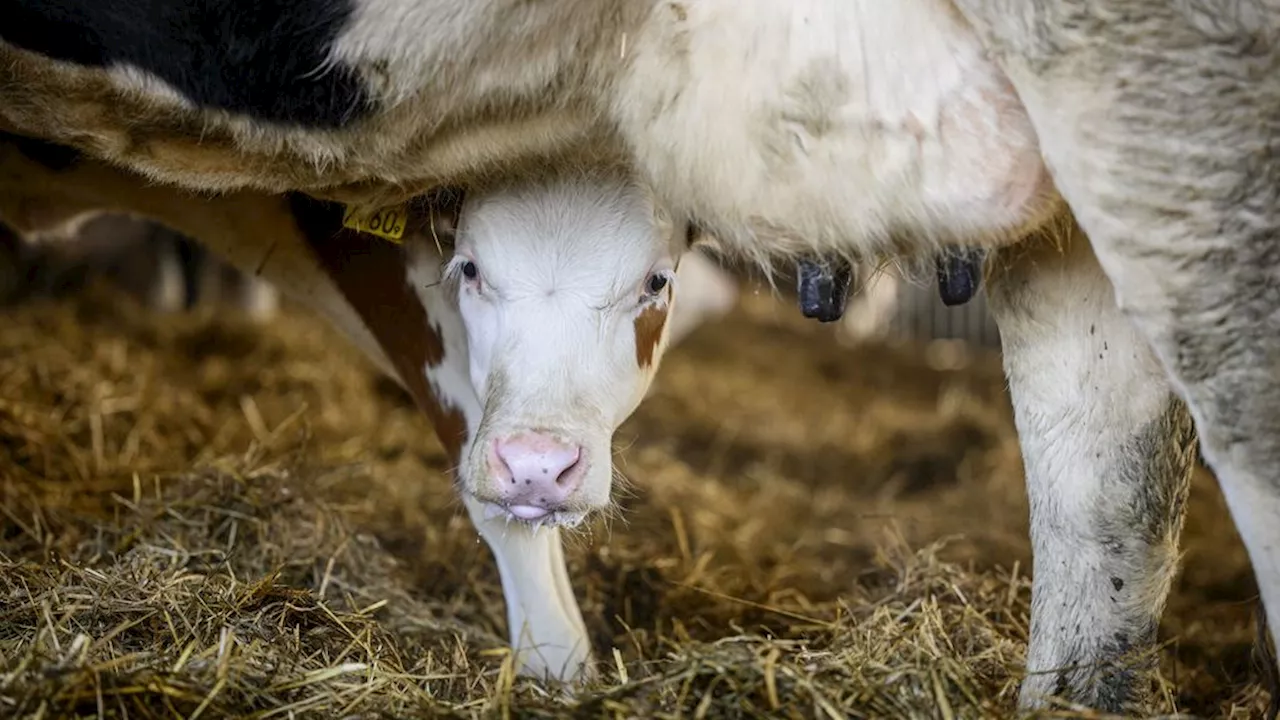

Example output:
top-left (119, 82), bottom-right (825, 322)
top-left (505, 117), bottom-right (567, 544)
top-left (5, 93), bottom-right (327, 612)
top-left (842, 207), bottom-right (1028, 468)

top-left (986, 220), bottom-right (1196, 711)
top-left (463, 496), bottom-right (594, 682)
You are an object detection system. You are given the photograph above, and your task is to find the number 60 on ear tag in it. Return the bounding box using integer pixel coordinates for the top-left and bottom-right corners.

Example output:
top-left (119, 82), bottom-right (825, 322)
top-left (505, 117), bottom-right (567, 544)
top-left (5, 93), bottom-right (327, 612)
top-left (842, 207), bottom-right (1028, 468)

top-left (341, 202), bottom-right (408, 243)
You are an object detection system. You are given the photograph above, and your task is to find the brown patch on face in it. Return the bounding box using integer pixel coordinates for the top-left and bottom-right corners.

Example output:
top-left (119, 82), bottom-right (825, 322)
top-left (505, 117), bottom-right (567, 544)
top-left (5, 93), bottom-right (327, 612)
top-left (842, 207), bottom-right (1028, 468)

top-left (287, 196), bottom-right (466, 439)
top-left (634, 303), bottom-right (670, 369)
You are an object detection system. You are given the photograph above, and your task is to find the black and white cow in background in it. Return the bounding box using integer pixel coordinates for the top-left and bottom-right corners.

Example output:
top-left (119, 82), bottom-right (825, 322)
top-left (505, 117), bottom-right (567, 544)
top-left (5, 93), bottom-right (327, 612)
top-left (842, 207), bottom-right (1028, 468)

top-left (0, 0), bottom-right (1275, 713)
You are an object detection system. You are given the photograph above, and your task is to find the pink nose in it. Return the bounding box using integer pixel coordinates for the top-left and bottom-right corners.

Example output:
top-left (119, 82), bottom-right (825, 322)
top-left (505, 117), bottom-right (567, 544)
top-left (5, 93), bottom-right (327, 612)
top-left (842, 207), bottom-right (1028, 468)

top-left (491, 432), bottom-right (584, 518)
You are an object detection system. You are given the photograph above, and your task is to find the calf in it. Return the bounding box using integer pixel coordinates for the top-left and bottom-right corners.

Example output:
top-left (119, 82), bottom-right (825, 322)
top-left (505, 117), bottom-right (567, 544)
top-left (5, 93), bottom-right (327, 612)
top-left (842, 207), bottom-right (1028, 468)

top-left (411, 172), bottom-right (703, 678)
top-left (0, 141), bottom-right (702, 680)
top-left (2, 0), bottom-right (1277, 712)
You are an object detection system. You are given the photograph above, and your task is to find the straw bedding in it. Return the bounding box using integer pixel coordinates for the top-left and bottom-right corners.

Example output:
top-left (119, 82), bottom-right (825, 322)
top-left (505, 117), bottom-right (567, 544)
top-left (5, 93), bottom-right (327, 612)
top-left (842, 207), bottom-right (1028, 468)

top-left (0, 280), bottom-right (1273, 718)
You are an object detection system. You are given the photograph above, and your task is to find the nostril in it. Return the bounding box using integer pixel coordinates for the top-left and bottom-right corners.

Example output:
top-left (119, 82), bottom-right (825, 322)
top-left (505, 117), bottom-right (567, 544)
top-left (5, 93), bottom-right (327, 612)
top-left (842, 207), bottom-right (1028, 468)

top-left (552, 449), bottom-right (584, 488)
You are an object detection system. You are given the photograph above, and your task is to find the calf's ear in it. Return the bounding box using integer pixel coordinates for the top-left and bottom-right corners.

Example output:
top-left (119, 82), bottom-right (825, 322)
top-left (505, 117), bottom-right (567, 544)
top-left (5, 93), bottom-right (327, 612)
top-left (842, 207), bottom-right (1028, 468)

top-left (681, 222), bottom-right (731, 261)
top-left (419, 187), bottom-right (464, 249)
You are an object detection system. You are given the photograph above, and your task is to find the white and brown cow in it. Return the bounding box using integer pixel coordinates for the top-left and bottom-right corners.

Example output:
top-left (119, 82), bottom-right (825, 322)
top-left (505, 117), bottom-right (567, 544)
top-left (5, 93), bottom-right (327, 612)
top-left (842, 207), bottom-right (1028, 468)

top-left (2, 0), bottom-right (1278, 712)
top-left (0, 141), bottom-right (704, 680)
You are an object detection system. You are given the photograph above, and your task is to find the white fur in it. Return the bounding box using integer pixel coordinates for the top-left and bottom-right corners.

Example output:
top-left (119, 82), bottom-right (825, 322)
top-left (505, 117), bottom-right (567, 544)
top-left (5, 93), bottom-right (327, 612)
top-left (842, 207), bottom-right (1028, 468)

top-left (611, 0), bottom-right (1049, 262)
top-left (1, 0), bottom-right (1053, 261)
top-left (445, 173), bottom-right (682, 518)
top-left (340, 0), bottom-right (1053, 257)
top-left (8, 0), bottom-right (1277, 709)
top-left (407, 242), bottom-right (593, 681)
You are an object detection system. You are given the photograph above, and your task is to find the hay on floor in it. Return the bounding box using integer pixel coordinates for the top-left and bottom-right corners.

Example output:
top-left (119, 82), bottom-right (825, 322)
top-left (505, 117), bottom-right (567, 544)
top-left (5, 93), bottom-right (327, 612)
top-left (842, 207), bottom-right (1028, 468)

top-left (0, 284), bottom-right (1272, 719)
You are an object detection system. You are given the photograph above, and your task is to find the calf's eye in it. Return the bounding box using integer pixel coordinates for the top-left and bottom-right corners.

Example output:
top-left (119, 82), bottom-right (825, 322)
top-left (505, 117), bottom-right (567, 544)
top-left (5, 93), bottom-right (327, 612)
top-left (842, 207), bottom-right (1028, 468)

top-left (461, 260), bottom-right (478, 280)
top-left (645, 272), bottom-right (669, 296)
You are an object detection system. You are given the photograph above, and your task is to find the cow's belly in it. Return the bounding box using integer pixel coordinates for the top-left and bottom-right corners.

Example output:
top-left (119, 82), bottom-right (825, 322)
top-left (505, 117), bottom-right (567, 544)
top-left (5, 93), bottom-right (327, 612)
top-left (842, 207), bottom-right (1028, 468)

top-left (1, 0), bottom-right (1057, 256)
top-left (0, 43), bottom-right (602, 200)
top-left (613, 0), bottom-right (1057, 261)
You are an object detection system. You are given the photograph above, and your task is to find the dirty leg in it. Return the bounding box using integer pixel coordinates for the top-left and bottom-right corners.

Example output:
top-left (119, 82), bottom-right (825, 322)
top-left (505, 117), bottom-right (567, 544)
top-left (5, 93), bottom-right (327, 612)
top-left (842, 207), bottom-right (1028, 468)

top-left (952, 0), bottom-right (1280, 709)
top-left (987, 218), bottom-right (1196, 710)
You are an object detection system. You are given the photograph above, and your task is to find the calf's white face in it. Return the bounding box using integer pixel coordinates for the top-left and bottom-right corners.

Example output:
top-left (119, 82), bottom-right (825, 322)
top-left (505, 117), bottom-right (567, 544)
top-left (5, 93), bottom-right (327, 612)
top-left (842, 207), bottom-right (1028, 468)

top-left (444, 174), bottom-right (683, 527)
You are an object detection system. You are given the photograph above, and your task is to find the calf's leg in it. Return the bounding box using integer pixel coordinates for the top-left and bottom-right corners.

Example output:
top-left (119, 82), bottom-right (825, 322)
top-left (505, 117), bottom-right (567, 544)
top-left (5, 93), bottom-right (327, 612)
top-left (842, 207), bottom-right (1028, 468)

top-left (0, 139), bottom-right (595, 683)
top-left (986, 218), bottom-right (1196, 711)
top-left (406, 243), bottom-right (594, 683)
top-left (955, 0), bottom-right (1280, 707)
top-left (462, 496), bottom-right (593, 681)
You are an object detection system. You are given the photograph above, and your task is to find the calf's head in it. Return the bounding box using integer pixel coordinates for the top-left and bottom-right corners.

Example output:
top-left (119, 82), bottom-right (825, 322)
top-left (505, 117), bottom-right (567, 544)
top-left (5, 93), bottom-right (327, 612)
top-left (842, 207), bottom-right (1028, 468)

top-left (439, 172), bottom-right (688, 527)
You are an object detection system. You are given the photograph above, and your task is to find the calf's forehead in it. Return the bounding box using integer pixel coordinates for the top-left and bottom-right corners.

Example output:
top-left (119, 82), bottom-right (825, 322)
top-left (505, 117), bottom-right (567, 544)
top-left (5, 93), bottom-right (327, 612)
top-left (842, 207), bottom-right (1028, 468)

top-left (459, 177), bottom-right (672, 277)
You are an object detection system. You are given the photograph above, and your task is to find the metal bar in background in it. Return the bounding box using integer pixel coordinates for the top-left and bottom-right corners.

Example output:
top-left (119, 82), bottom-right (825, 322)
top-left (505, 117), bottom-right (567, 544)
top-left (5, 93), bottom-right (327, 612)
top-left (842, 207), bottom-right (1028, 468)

top-left (890, 278), bottom-right (1002, 349)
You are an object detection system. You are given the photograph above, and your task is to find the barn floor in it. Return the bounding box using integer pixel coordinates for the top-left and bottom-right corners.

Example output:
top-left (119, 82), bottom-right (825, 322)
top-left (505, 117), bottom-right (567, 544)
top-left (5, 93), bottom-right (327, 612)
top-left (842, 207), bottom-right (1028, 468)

top-left (0, 282), bottom-right (1272, 719)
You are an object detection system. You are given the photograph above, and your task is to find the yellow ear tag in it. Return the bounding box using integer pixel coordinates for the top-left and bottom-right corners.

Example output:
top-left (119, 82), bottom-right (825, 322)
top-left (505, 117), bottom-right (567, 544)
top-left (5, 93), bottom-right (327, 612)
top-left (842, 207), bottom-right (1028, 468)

top-left (341, 202), bottom-right (409, 243)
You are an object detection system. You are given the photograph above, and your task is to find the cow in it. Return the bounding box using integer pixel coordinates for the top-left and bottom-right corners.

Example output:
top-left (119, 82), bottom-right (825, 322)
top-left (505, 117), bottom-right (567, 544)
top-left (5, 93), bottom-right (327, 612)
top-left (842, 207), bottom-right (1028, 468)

top-left (0, 140), bottom-right (736, 681)
top-left (1, 0), bottom-right (1276, 712)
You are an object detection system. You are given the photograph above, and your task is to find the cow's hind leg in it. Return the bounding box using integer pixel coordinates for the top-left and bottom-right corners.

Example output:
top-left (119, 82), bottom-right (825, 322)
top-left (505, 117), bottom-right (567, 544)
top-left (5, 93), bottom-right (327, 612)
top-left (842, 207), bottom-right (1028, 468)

top-left (986, 218), bottom-right (1196, 711)
top-left (955, 1), bottom-right (1280, 709)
